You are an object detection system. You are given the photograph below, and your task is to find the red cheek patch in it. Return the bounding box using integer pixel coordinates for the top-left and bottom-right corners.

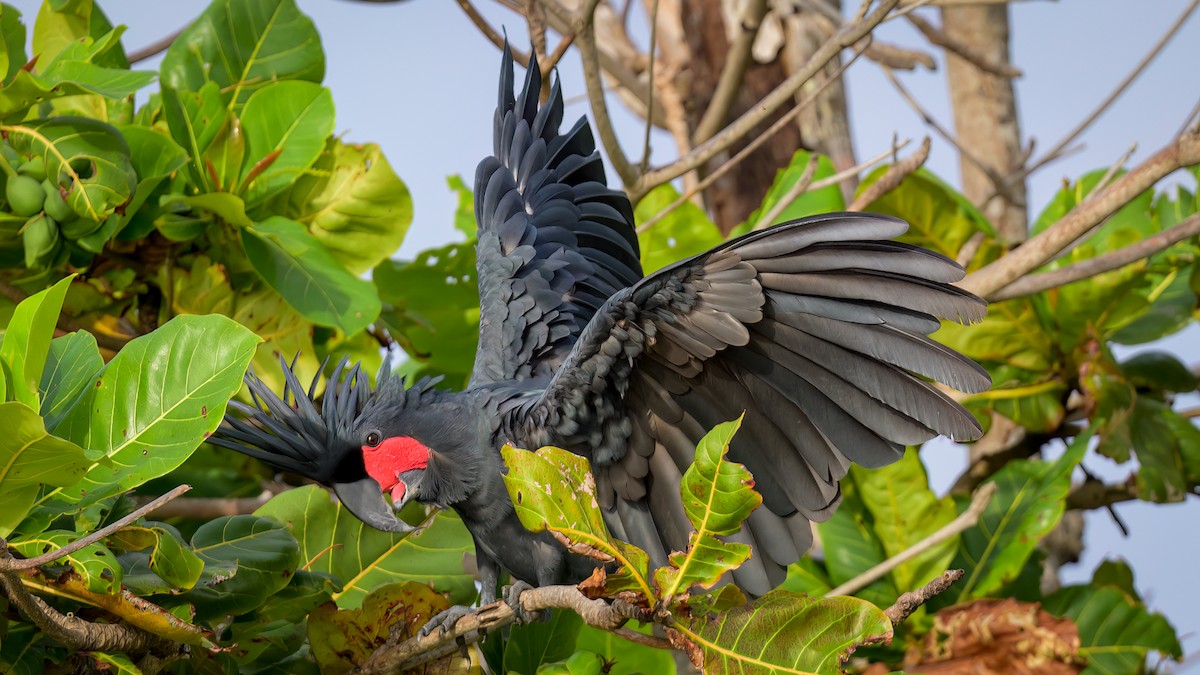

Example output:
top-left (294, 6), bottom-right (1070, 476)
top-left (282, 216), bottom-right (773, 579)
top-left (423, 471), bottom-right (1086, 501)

top-left (363, 436), bottom-right (429, 491)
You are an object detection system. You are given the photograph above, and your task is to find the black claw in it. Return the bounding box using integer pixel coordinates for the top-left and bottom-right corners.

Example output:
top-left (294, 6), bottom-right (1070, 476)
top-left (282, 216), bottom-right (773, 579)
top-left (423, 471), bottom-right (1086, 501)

top-left (419, 604), bottom-right (474, 638)
top-left (503, 581), bottom-right (547, 625)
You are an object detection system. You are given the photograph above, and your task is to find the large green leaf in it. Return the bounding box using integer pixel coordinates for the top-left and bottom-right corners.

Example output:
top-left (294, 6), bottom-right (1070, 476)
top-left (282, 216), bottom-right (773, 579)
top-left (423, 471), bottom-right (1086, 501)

top-left (858, 166), bottom-right (995, 259)
top-left (228, 570), bottom-right (338, 666)
top-left (0, 401), bottom-right (89, 537)
top-left (655, 416), bottom-right (758, 599)
top-left (374, 241), bottom-right (480, 386)
top-left (273, 138), bottom-right (413, 274)
top-left (243, 216), bottom-right (381, 335)
top-left (255, 484), bottom-right (475, 608)
top-left (0, 622), bottom-right (45, 675)
top-left (501, 445), bottom-right (652, 597)
top-left (503, 610), bottom-right (584, 675)
top-left (238, 80), bottom-right (334, 204)
top-left (160, 81), bottom-right (224, 190)
top-left (735, 149), bottom-right (845, 234)
top-left (160, 0), bottom-right (323, 107)
top-left (673, 590), bottom-right (891, 674)
top-left (39, 330), bottom-right (102, 425)
top-left (446, 174), bottom-right (477, 241)
top-left (1123, 398), bottom-right (1200, 502)
top-left (31, 0), bottom-right (125, 69)
top-left (818, 480), bottom-right (897, 608)
top-left (112, 125), bottom-right (187, 239)
top-left (182, 514), bottom-right (302, 619)
top-left (954, 428), bottom-right (1090, 600)
top-left (851, 449), bottom-right (958, 594)
top-left (38, 314), bottom-right (259, 513)
top-left (0, 3), bottom-right (27, 84)
top-left (106, 523), bottom-right (204, 591)
top-left (575, 623), bottom-right (677, 675)
top-left (0, 275), bottom-right (72, 408)
top-left (8, 530), bottom-right (122, 594)
top-left (1044, 585), bottom-right (1181, 674)
top-left (636, 183), bottom-right (721, 274)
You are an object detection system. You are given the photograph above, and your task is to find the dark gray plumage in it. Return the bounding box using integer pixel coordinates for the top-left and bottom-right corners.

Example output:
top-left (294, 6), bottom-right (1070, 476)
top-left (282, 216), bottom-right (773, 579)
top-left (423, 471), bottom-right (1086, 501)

top-left (212, 46), bottom-right (990, 616)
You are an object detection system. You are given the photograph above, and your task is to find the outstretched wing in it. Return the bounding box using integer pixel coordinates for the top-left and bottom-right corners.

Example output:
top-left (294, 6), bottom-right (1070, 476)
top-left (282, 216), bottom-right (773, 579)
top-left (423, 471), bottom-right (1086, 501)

top-left (511, 213), bottom-right (990, 595)
top-left (470, 47), bottom-right (642, 387)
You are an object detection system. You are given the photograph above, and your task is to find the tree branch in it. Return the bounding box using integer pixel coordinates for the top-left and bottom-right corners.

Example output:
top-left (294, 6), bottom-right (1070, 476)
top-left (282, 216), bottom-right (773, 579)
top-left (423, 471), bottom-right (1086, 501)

top-left (575, 4), bottom-right (638, 186)
top-left (127, 27), bottom-right (185, 64)
top-left (692, 0), bottom-right (770, 145)
top-left (0, 485), bottom-right (191, 571)
top-left (848, 136), bottom-right (931, 210)
top-left (960, 130), bottom-right (1200, 299)
top-left (990, 211), bottom-right (1200, 301)
top-left (753, 154), bottom-right (820, 230)
top-left (354, 585), bottom-right (647, 673)
top-left (139, 491), bottom-right (274, 520)
top-left (455, 0), bottom-right (532, 67)
top-left (905, 12), bottom-right (1021, 77)
top-left (1067, 475), bottom-right (1139, 511)
top-left (826, 482), bottom-right (996, 597)
top-left (885, 569), bottom-right (965, 624)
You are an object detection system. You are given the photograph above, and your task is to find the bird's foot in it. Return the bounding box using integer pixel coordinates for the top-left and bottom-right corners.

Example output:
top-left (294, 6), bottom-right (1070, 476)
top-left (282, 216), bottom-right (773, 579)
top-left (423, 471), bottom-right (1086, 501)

top-left (503, 580), bottom-right (547, 625)
top-left (418, 604), bottom-right (474, 638)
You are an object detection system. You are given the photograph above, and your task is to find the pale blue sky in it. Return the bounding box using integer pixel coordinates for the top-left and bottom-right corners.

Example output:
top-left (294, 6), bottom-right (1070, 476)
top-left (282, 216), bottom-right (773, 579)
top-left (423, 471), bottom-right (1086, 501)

top-left (9, 0), bottom-right (1200, 665)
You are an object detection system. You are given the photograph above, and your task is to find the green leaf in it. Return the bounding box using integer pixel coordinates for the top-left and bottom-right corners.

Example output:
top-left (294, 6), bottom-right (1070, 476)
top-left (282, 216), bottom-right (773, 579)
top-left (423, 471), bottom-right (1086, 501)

top-left (107, 524), bottom-right (204, 591)
top-left (955, 428), bottom-right (1091, 600)
top-left (673, 590), bottom-right (892, 674)
top-left (0, 4), bottom-right (28, 84)
top-left (228, 570), bottom-right (339, 666)
top-left (0, 401), bottom-right (89, 537)
top-left (857, 166), bottom-right (995, 260)
top-left (851, 449), bottom-right (958, 594)
top-left (1125, 398), bottom-right (1200, 502)
top-left (735, 150), bottom-right (845, 234)
top-left (501, 444), bottom-right (652, 597)
top-left (0, 622), bottom-right (45, 675)
top-left (307, 582), bottom-right (450, 675)
top-left (255, 484), bottom-right (475, 608)
top-left (238, 80), bottom-right (334, 204)
top-left (373, 241), bottom-right (480, 385)
top-left (167, 192), bottom-right (253, 228)
top-left (38, 329), bottom-right (102, 425)
top-left (575, 623), bottom-right (677, 675)
top-left (655, 416), bottom-right (758, 599)
top-left (272, 138), bottom-right (413, 274)
top-left (3, 116), bottom-right (136, 222)
top-left (1090, 559), bottom-right (1139, 601)
top-left (8, 530), bottom-right (122, 594)
top-left (32, 0), bottom-right (124, 67)
top-left (181, 514), bottom-right (302, 619)
top-left (243, 216), bottom-right (381, 335)
top-left (819, 481), bottom-right (897, 608)
top-left (504, 610), bottom-right (584, 675)
top-left (1044, 585), bottom-right (1181, 674)
top-left (160, 0), bottom-right (323, 108)
top-left (1120, 351), bottom-right (1197, 394)
top-left (86, 653), bottom-right (140, 674)
top-left (39, 314), bottom-right (259, 513)
top-left (161, 81), bottom-right (224, 190)
top-left (0, 275), bottom-right (72, 408)
top-left (780, 557), bottom-right (833, 596)
top-left (446, 174), bottom-right (476, 241)
top-left (635, 183), bottom-right (721, 274)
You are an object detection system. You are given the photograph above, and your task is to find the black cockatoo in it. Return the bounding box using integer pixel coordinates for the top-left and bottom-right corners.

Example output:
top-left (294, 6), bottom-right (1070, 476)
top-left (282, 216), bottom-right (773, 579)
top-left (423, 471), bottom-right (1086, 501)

top-left (211, 47), bottom-right (989, 630)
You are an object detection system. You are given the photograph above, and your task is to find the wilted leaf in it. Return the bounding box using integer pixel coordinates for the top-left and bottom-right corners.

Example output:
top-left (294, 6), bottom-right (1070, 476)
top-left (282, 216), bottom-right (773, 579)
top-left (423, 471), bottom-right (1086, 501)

top-left (673, 590), bottom-right (891, 674)
top-left (181, 514), bottom-right (302, 619)
top-left (243, 216), bottom-right (381, 335)
top-left (502, 445), bottom-right (652, 597)
top-left (0, 275), bottom-right (73, 408)
top-left (655, 416), bottom-right (758, 599)
top-left (0, 401), bottom-right (89, 537)
top-left (8, 530), bottom-right (122, 594)
top-left (1044, 585), bottom-right (1181, 674)
top-left (255, 484), bottom-right (475, 608)
top-left (954, 428), bottom-right (1091, 600)
top-left (636, 183), bottom-right (721, 274)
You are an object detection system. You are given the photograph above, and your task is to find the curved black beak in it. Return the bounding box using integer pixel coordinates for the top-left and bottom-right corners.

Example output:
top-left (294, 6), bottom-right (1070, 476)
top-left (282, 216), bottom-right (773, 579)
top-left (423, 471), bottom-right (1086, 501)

top-left (332, 477), bottom-right (417, 533)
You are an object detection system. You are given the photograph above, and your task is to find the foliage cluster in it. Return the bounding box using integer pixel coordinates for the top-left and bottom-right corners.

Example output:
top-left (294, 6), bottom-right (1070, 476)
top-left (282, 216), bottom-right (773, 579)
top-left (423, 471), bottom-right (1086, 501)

top-left (0, 0), bottom-right (1195, 673)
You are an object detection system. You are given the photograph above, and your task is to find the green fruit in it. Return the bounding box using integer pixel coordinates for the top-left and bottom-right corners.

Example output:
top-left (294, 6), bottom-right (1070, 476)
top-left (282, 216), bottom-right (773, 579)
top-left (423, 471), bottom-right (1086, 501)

top-left (7, 174), bottom-right (46, 216)
top-left (59, 216), bottom-right (103, 240)
top-left (18, 155), bottom-right (45, 181)
top-left (22, 213), bottom-right (60, 269)
top-left (42, 179), bottom-right (77, 223)
top-left (535, 665), bottom-right (571, 675)
top-left (564, 651), bottom-right (605, 675)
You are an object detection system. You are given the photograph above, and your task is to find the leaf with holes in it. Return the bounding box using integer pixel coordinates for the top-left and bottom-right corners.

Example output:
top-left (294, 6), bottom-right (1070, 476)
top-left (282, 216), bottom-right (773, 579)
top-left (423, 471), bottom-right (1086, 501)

top-left (0, 402), bottom-right (90, 537)
top-left (35, 314), bottom-right (259, 515)
top-left (502, 445), bottom-right (652, 597)
top-left (160, 0), bottom-right (323, 108)
top-left (655, 416), bottom-right (759, 599)
top-left (243, 216), bottom-right (381, 335)
top-left (8, 530), bottom-right (122, 594)
top-left (673, 590), bottom-right (892, 674)
top-left (0, 275), bottom-right (73, 409)
top-left (180, 515), bottom-right (301, 619)
top-left (255, 484), bottom-right (475, 608)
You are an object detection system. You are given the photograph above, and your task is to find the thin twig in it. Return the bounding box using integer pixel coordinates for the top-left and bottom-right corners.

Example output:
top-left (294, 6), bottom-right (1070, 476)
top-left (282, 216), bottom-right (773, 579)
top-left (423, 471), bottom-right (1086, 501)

top-left (639, 0), bottom-right (662, 172)
top-left (849, 136), bottom-right (932, 210)
top-left (576, 6), bottom-right (637, 185)
top-left (960, 130), bottom-right (1200, 299)
top-left (753, 154), bottom-right (821, 231)
top-left (0, 485), bottom-right (192, 571)
top-left (884, 569), bottom-right (965, 624)
top-left (1066, 474), bottom-right (1139, 511)
top-left (796, 0), bottom-right (936, 72)
top-left (635, 46), bottom-right (867, 233)
top-left (139, 491), bottom-right (275, 520)
top-left (905, 12), bottom-right (1021, 77)
top-left (991, 212), bottom-right (1200, 301)
top-left (826, 482), bottom-right (996, 597)
top-left (692, 0), bottom-right (770, 145)
top-left (1086, 142), bottom-right (1139, 198)
top-left (1020, 0), bottom-right (1200, 178)
top-left (456, 0), bottom-right (532, 67)
top-left (127, 27), bottom-right (185, 64)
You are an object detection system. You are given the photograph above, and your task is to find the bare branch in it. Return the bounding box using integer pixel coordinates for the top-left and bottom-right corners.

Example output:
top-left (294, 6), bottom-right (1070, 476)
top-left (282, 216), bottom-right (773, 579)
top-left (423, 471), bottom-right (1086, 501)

top-left (1067, 475), bottom-right (1139, 511)
top-left (796, 1), bottom-right (937, 71)
top-left (0, 485), bottom-right (192, 571)
top-left (753, 154), bottom-right (820, 231)
top-left (885, 569), bottom-right (965, 624)
top-left (639, 0), bottom-right (662, 171)
top-left (356, 585), bottom-right (649, 673)
top-left (826, 482), bottom-right (996, 597)
top-left (991, 212), bottom-right (1200, 301)
top-left (1021, 0), bottom-right (1200, 178)
top-left (905, 12), bottom-right (1022, 77)
top-left (960, 130), bottom-right (1200, 299)
top-left (692, 0), bottom-right (771, 145)
top-left (848, 136), bottom-right (932, 210)
top-left (575, 7), bottom-right (638, 185)
top-left (456, 0), bottom-right (532, 67)
top-left (127, 27), bottom-right (185, 64)
top-left (634, 0), bottom-right (902, 199)
top-left (139, 491), bottom-right (275, 520)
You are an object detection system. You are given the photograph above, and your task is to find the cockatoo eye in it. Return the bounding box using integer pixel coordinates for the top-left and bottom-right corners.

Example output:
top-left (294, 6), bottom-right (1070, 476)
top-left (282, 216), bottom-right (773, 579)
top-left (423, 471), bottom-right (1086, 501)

top-left (365, 431), bottom-right (382, 447)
